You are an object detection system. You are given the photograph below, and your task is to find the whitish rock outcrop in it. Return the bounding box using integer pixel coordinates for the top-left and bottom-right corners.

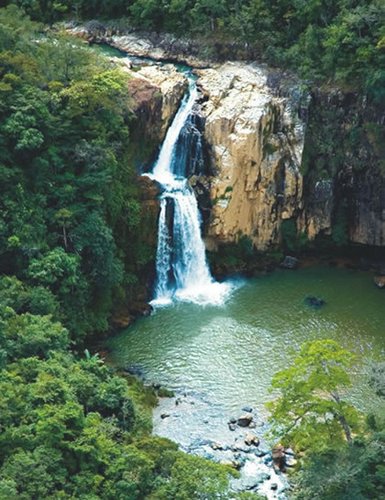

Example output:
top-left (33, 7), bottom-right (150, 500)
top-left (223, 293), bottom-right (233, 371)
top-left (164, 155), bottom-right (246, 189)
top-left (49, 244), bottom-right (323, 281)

top-left (197, 63), bottom-right (306, 250)
top-left (69, 25), bottom-right (210, 68)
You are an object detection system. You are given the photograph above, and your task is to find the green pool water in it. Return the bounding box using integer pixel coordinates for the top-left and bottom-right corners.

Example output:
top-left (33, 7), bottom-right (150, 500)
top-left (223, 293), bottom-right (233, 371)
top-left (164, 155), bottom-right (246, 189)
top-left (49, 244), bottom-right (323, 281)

top-left (107, 266), bottom-right (385, 415)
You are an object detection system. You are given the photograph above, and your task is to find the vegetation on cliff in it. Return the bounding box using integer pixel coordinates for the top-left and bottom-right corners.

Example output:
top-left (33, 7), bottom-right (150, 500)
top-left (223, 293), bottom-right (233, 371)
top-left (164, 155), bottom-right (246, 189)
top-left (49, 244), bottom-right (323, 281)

top-left (0, 5), bottom-right (155, 341)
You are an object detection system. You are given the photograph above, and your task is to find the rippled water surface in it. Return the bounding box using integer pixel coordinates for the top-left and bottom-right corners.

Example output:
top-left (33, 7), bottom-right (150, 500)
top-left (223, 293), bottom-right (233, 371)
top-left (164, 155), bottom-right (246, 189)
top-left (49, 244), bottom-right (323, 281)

top-left (108, 266), bottom-right (385, 414)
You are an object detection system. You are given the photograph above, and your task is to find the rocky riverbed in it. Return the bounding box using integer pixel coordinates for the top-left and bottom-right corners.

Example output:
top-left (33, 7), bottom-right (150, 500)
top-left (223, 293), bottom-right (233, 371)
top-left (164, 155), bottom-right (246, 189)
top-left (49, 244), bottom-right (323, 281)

top-left (153, 390), bottom-right (290, 498)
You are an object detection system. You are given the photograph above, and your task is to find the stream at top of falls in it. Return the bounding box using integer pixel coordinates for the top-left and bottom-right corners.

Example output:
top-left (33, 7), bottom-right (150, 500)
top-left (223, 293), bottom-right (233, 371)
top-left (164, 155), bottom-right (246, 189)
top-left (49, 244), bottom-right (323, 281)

top-left (145, 74), bottom-right (233, 307)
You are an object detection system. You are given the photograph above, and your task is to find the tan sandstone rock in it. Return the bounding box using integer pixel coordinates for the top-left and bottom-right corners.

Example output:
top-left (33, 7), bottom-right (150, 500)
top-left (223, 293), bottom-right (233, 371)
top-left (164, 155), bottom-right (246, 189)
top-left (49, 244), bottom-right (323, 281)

top-left (197, 62), bottom-right (306, 250)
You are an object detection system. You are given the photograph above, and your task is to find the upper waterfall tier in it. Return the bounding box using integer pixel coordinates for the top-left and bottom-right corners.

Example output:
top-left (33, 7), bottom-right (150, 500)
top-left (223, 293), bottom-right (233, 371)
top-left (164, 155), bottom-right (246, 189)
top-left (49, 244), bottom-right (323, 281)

top-left (152, 79), bottom-right (198, 186)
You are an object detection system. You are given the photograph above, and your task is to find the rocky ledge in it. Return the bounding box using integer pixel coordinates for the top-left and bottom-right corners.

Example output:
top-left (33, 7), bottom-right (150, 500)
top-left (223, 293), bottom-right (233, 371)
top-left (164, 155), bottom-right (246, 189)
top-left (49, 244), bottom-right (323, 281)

top-left (68, 24), bottom-right (211, 68)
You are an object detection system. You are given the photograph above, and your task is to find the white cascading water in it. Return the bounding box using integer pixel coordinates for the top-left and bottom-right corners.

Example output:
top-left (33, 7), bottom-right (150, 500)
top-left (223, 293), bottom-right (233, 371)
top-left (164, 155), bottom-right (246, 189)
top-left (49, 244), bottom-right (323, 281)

top-left (148, 77), bottom-right (231, 306)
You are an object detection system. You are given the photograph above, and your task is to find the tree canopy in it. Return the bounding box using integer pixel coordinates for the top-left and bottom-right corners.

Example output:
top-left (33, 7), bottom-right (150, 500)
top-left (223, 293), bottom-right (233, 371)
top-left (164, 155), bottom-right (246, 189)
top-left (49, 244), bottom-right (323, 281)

top-left (6, 0), bottom-right (385, 99)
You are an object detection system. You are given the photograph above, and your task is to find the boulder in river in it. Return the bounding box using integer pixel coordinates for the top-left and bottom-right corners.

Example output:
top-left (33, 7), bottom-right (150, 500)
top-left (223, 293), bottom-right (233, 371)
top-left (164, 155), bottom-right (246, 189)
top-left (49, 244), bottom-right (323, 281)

top-left (244, 432), bottom-right (260, 447)
top-left (272, 444), bottom-right (286, 471)
top-left (281, 256), bottom-right (299, 269)
top-left (374, 276), bottom-right (385, 288)
top-left (304, 296), bottom-right (326, 308)
top-left (285, 455), bottom-right (298, 467)
top-left (237, 413), bottom-right (253, 427)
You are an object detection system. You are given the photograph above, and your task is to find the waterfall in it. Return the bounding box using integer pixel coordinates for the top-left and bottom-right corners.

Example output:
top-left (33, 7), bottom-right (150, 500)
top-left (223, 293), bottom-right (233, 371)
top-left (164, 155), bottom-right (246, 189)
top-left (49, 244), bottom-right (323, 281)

top-left (148, 77), bottom-right (230, 306)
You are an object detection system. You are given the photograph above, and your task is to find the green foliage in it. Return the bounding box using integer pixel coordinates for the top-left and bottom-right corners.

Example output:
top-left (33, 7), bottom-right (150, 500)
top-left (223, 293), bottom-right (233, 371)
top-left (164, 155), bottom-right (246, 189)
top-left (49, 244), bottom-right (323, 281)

top-left (267, 339), bottom-right (361, 452)
top-left (292, 363), bottom-right (385, 499)
top-left (3, 0), bottom-right (384, 102)
top-left (1, 313), bottom-right (69, 362)
top-left (292, 436), bottom-right (385, 499)
top-left (0, 298), bottom-right (233, 498)
top-left (0, 6), bottom-right (154, 340)
top-left (152, 453), bottom-right (235, 499)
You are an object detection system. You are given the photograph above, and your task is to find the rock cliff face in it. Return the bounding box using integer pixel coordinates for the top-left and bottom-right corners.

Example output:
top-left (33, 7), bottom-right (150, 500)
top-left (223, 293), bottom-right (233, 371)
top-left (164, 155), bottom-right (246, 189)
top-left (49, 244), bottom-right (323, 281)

top-left (196, 63), bottom-right (306, 250)
top-left (133, 65), bottom-right (187, 139)
top-left (196, 65), bottom-right (385, 251)
top-left (299, 90), bottom-right (385, 248)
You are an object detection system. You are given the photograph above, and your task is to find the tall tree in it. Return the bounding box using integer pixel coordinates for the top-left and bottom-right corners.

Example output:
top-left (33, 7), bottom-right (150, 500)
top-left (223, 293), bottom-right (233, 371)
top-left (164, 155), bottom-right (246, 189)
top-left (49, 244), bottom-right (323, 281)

top-left (267, 339), bottom-right (361, 452)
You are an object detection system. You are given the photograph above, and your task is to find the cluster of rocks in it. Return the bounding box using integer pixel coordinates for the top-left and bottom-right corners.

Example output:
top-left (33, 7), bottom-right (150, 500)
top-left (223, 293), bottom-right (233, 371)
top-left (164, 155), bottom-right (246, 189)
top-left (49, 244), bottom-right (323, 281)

top-left (272, 444), bottom-right (297, 472)
top-left (228, 406), bottom-right (256, 431)
top-left (153, 395), bottom-right (290, 498)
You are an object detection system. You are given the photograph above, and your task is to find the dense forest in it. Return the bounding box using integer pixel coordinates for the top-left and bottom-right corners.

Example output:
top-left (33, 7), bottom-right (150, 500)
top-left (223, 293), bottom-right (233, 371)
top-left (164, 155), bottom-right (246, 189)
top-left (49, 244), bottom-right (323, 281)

top-left (0, 6), bottom-right (242, 498)
top-left (1, 1), bottom-right (385, 499)
top-left (4, 0), bottom-right (385, 101)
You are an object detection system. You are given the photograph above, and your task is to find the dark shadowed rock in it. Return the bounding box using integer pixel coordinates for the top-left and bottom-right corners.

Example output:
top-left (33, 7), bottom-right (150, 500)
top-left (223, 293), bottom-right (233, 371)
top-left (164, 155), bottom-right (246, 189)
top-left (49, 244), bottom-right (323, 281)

top-left (304, 296), bottom-right (326, 308)
top-left (237, 413), bottom-right (253, 427)
top-left (129, 302), bottom-right (153, 317)
top-left (124, 364), bottom-right (145, 377)
top-left (281, 256), bottom-right (299, 269)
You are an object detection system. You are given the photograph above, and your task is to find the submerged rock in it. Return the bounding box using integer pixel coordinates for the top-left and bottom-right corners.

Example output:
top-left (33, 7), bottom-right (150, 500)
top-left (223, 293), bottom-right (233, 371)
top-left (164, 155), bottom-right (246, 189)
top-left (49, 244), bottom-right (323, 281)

top-left (281, 256), bottom-right (299, 269)
top-left (123, 364), bottom-right (145, 377)
top-left (304, 296), bottom-right (326, 308)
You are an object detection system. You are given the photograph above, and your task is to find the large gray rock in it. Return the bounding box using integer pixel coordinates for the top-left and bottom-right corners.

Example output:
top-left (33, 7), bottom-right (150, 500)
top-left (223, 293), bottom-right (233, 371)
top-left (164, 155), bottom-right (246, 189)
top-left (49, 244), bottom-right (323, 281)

top-left (237, 413), bottom-right (253, 427)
